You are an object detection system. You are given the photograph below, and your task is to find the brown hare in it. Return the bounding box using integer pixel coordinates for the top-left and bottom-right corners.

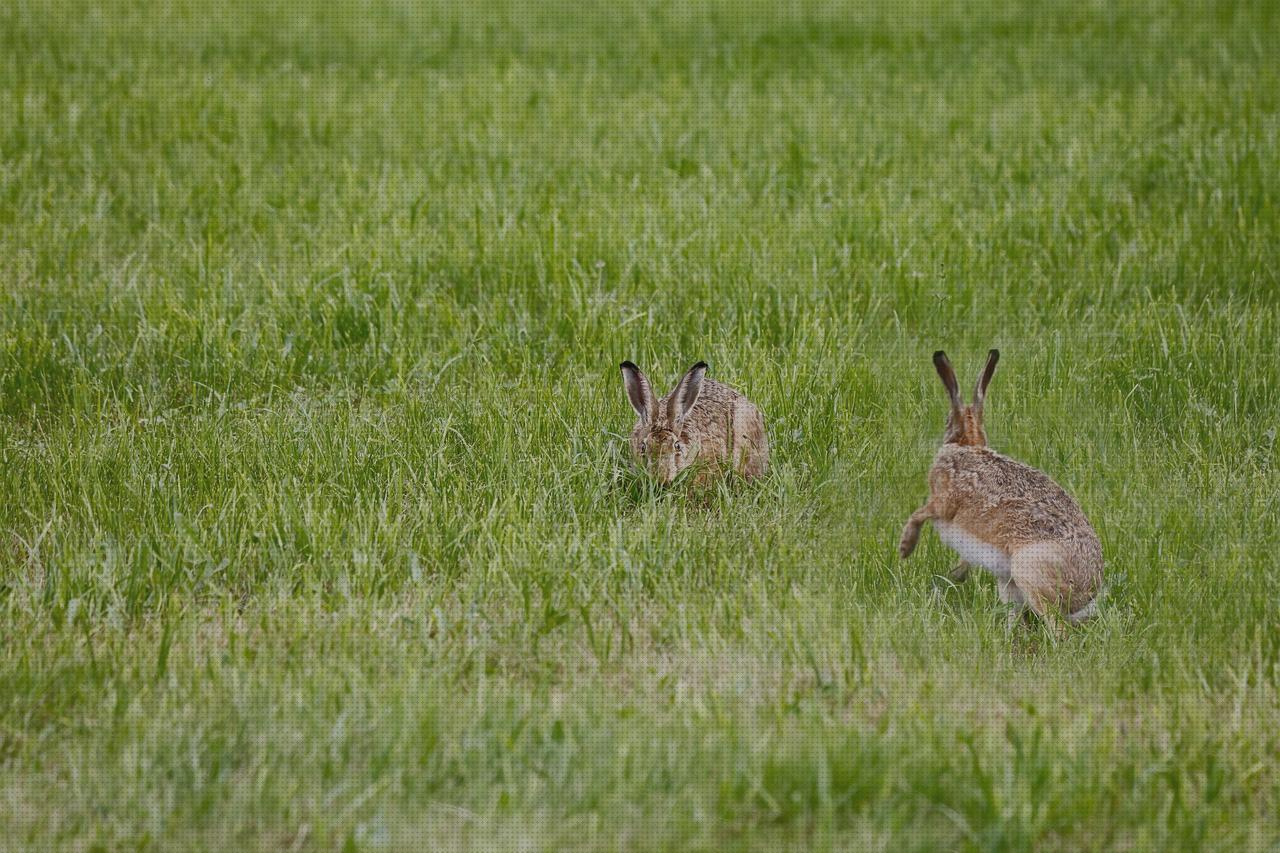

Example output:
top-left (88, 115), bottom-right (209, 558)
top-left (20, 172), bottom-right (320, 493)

top-left (898, 350), bottom-right (1103, 635)
top-left (620, 361), bottom-right (769, 485)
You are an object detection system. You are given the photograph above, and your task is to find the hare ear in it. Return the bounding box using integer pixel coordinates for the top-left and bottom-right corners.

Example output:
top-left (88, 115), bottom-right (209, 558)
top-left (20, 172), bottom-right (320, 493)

top-left (621, 361), bottom-right (656, 421)
top-left (933, 351), bottom-right (963, 412)
top-left (669, 361), bottom-right (707, 423)
top-left (972, 349), bottom-right (999, 412)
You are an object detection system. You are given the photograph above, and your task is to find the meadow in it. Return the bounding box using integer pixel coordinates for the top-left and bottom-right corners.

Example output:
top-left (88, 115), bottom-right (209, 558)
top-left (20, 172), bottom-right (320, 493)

top-left (2, 0), bottom-right (1279, 848)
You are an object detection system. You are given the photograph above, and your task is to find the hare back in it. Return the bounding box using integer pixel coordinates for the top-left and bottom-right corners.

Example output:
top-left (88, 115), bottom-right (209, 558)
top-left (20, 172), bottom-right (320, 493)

top-left (928, 445), bottom-right (1102, 561)
top-left (730, 396), bottom-right (769, 478)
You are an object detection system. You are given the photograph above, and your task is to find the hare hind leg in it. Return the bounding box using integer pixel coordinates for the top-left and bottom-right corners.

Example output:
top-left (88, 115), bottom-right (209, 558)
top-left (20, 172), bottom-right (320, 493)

top-left (1010, 544), bottom-right (1075, 639)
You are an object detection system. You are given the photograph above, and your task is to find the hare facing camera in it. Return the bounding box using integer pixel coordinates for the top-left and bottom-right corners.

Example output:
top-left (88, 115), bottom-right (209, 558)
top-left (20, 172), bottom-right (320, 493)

top-left (620, 361), bottom-right (768, 486)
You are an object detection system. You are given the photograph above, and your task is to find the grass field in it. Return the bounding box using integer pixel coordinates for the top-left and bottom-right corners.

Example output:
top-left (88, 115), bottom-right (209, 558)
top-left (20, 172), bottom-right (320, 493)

top-left (2, 0), bottom-right (1280, 849)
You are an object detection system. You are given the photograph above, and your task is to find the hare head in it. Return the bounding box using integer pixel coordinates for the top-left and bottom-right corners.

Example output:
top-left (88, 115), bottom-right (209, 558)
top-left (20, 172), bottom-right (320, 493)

top-left (620, 360), bottom-right (707, 484)
top-left (933, 349), bottom-right (999, 447)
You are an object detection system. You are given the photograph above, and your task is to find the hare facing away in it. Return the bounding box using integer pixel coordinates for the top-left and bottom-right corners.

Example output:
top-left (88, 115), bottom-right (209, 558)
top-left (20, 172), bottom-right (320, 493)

top-left (620, 361), bottom-right (769, 485)
top-left (898, 350), bottom-right (1103, 635)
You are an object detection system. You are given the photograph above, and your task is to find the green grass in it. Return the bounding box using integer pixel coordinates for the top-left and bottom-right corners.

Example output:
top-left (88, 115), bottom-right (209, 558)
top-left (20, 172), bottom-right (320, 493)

top-left (2, 0), bottom-right (1280, 848)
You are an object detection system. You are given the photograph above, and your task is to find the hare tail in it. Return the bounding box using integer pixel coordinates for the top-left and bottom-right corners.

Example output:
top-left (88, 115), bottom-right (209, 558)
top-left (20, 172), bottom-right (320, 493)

top-left (1066, 597), bottom-right (1099, 625)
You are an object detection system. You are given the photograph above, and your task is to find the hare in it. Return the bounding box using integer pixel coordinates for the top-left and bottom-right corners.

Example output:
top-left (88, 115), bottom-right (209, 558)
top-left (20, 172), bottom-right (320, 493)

top-left (620, 361), bottom-right (768, 485)
top-left (898, 350), bottom-right (1103, 635)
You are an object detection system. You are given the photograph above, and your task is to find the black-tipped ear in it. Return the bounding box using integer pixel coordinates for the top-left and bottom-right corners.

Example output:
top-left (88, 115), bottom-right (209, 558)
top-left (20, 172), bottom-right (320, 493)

top-left (669, 361), bottom-right (707, 423)
top-left (933, 351), bottom-right (962, 411)
top-left (621, 361), bottom-right (655, 421)
top-left (973, 349), bottom-right (999, 410)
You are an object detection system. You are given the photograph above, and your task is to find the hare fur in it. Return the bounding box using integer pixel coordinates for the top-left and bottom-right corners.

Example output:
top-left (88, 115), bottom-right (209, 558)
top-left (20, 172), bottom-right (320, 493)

top-left (899, 350), bottom-right (1103, 634)
top-left (620, 361), bottom-right (768, 485)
